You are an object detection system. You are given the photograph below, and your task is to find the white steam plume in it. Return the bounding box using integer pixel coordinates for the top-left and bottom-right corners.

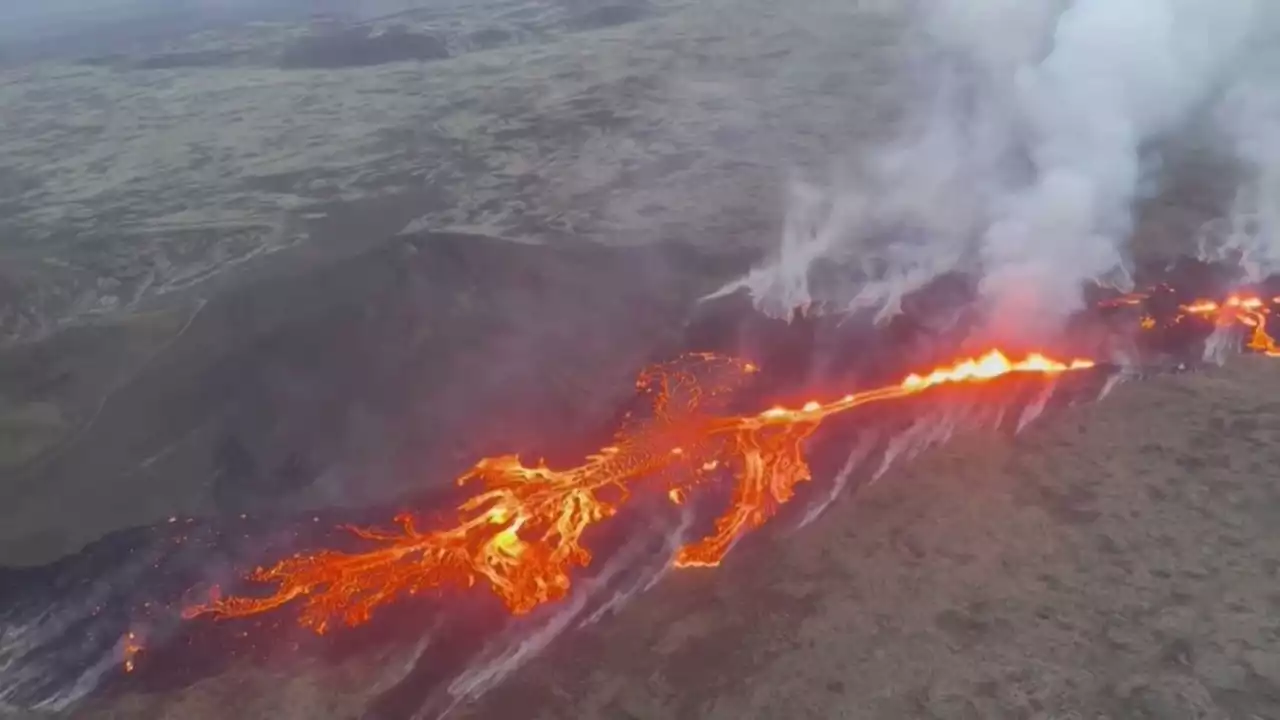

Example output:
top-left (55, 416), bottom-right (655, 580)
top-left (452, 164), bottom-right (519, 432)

top-left (722, 0), bottom-right (1260, 335)
top-left (1199, 35), bottom-right (1280, 280)
top-left (981, 0), bottom-right (1256, 336)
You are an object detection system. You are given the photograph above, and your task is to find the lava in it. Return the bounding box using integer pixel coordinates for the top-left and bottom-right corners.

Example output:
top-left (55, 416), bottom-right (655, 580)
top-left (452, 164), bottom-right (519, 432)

top-left (1182, 296), bottom-right (1280, 356)
top-left (1117, 286), bottom-right (1280, 356)
top-left (121, 632), bottom-right (143, 674)
top-left (178, 286), bottom-right (1280, 643)
top-left (184, 349), bottom-right (1093, 632)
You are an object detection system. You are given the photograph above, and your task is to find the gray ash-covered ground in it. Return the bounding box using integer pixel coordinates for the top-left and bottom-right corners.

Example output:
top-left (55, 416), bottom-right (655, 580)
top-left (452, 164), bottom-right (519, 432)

top-left (3, 0), bottom-right (1280, 719)
top-left (0, 0), bottom-right (875, 343)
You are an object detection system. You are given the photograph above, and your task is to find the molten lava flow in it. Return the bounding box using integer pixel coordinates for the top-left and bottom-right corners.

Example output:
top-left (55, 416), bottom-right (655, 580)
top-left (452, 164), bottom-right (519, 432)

top-left (1181, 296), bottom-right (1280, 357)
top-left (184, 350), bottom-right (1093, 632)
top-left (121, 632), bottom-right (143, 673)
top-left (671, 350), bottom-right (1094, 567)
top-left (1127, 290), bottom-right (1280, 357)
top-left (185, 353), bottom-right (758, 632)
top-left (178, 283), bottom-right (1280, 638)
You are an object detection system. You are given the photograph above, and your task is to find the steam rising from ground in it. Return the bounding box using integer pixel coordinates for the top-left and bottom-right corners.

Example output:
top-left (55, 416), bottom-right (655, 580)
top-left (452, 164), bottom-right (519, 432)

top-left (721, 0), bottom-right (1269, 335)
top-left (1200, 33), bottom-right (1280, 279)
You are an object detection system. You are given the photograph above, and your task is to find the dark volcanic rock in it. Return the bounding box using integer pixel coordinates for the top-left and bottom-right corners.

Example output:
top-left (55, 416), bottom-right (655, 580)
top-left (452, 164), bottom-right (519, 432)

top-left (567, 2), bottom-right (653, 31)
top-left (0, 247), bottom-right (1109, 716)
top-left (468, 27), bottom-right (514, 49)
top-left (0, 230), bottom-right (727, 712)
top-left (0, 232), bottom-right (717, 567)
top-left (280, 28), bottom-right (448, 69)
top-left (135, 50), bottom-right (242, 70)
top-left (5, 237), bottom-right (1276, 715)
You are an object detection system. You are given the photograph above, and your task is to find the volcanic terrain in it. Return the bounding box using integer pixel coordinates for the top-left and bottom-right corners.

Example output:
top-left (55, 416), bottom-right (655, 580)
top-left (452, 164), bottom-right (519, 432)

top-left (2, 1), bottom-right (1280, 719)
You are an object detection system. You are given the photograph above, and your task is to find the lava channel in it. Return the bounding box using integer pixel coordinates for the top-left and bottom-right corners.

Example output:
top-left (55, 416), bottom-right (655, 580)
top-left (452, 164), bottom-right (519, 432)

top-left (178, 286), bottom-right (1280, 641)
top-left (183, 349), bottom-right (1094, 633)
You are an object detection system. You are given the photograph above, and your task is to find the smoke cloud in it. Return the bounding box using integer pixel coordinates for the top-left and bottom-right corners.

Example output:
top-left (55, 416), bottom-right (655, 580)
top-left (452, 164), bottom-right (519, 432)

top-left (723, 0), bottom-right (1264, 339)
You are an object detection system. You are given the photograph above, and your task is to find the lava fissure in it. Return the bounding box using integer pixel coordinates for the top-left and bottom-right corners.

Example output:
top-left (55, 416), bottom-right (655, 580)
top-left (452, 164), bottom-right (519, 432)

top-left (184, 349), bottom-right (1096, 632)
top-left (176, 280), bottom-right (1280, 653)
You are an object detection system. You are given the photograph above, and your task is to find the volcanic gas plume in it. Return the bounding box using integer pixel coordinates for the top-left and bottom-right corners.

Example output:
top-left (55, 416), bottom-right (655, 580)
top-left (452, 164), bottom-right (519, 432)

top-left (178, 281), bottom-right (1280, 640)
top-left (719, 0), bottom-right (1270, 333)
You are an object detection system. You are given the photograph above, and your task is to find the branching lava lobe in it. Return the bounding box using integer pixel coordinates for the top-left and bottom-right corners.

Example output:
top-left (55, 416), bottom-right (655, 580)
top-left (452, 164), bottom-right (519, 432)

top-left (184, 353), bottom-right (758, 631)
top-left (178, 289), bottom-right (1280, 639)
top-left (184, 350), bottom-right (1093, 630)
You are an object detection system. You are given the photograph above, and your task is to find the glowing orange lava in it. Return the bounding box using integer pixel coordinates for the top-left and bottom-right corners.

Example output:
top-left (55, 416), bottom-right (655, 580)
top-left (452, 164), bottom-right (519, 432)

top-left (184, 349), bottom-right (1093, 632)
top-left (1178, 295), bottom-right (1280, 357)
top-left (177, 289), bottom-right (1280, 640)
top-left (121, 632), bottom-right (143, 673)
top-left (1119, 289), bottom-right (1280, 356)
